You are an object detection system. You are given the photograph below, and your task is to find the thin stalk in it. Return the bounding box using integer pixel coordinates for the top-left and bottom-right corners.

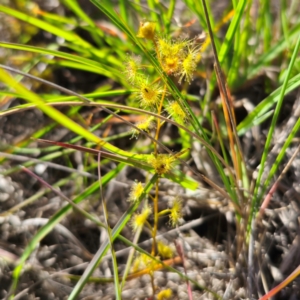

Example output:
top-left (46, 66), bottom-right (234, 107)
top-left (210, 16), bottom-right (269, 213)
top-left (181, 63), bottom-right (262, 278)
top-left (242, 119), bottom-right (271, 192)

top-left (154, 84), bottom-right (167, 153)
top-left (151, 84), bottom-right (167, 256)
top-left (151, 179), bottom-right (160, 256)
top-left (252, 35), bottom-right (300, 218)
top-left (201, 0), bottom-right (248, 209)
top-left (97, 153), bottom-right (121, 299)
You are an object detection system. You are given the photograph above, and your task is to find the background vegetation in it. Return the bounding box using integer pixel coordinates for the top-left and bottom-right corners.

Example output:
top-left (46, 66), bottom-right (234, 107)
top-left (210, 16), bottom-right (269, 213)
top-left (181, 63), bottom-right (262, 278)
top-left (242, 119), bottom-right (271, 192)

top-left (0, 0), bottom-right (300, 299)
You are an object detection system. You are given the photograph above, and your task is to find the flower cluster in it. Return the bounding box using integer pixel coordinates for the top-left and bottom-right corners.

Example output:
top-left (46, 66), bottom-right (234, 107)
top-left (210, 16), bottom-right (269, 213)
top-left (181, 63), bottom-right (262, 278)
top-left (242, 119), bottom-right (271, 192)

top-left (123, 22), bottom-right (194, 289)
top-left (157, 36), bottom-right (201, 83)
top-left (127, 33), bottom-right (201, 85)
top-left (157, 38), bottom-right (187, 75)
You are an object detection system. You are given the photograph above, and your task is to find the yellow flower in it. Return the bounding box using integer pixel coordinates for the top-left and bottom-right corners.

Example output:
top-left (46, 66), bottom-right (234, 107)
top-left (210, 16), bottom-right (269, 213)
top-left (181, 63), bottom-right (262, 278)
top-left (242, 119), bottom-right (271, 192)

top-left (157, 36), bottom-right (201, 82)
top-left (124, 55), bottom-right (142, 84)
top-left (157, 37), bottom-right (187, 75)
top-left (166, 101), bottom-right (188, 124)
top-left (177, 44), bottom-right (201, 83)
top-left (131, 205), bottom-right (152, 231)
top-left (128, 181), bottom-right (144, 202)
top-left (157, 289), bottom-right (173, 300)
top-left (169, 197), bottom-right (182, 227)
top-left (137, 21), bottom-right (156, 40)
top-left (136, 79), bottom-right (164, 108)
top-left (148, 153), bottom-right (175, 175)
top-left (157, 241), bottom-right (174, 259)
top-left (131, 116), bottom-right (156, 139)
top-left (132, 253), bottom-right (158, 273)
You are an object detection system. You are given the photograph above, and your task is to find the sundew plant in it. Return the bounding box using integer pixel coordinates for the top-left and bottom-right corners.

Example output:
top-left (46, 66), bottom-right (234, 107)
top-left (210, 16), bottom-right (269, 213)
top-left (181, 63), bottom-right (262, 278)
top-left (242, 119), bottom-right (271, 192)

top-left (0, 0), bottom-right (300, 299)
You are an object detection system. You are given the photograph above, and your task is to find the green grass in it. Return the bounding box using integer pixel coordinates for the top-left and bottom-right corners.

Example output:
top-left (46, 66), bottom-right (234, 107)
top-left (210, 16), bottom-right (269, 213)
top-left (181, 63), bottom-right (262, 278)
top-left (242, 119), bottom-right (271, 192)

top-left (1, 0), bottom-right (300, 299)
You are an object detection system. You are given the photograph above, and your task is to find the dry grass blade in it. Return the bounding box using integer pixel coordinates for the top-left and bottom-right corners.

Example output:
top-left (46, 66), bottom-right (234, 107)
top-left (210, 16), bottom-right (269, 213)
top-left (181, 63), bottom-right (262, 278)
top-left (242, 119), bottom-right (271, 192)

top-left (259, 144), bottom-right (300, 216)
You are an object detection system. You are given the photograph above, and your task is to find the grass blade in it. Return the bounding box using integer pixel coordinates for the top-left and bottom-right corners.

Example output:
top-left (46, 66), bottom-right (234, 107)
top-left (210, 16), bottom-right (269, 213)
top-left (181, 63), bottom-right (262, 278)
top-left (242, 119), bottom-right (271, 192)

top-left (252, 34), bottom-right (300, 219)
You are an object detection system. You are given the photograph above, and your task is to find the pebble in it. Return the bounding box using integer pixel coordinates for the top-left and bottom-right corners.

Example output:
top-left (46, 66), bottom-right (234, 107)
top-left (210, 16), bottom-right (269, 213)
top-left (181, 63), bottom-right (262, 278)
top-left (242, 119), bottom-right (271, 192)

top-left (0, 176), bottom-right (15, 194)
